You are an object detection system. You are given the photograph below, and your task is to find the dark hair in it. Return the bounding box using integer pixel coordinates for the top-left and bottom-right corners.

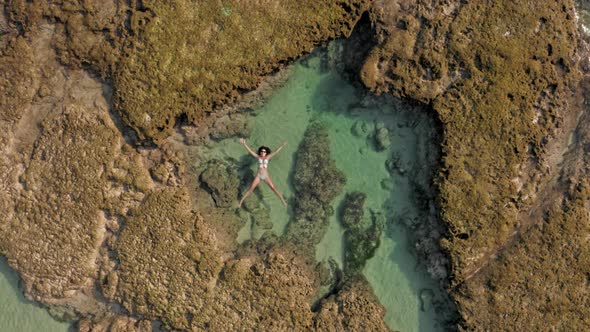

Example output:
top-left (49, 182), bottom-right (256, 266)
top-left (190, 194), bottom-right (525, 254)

top-left (258, 146), bottom-right (271, 156)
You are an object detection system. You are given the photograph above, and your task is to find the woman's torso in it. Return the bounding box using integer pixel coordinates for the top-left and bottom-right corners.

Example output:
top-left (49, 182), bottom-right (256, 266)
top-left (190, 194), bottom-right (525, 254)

top-left (257, 158), bottom-right (269, 175)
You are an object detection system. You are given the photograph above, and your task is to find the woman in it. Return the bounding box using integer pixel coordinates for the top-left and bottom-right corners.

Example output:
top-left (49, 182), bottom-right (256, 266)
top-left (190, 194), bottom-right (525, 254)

top-left (238, 138), bottom-right (287, 207)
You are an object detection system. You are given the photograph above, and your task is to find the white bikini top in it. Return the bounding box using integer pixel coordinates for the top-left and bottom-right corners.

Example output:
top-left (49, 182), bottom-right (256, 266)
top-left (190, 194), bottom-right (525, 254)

top-left (258, 158), bottom-right (269, 169)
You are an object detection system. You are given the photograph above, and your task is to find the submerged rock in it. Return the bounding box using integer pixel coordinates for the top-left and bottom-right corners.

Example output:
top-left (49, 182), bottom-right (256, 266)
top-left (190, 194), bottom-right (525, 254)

top-left (317, 257), bottom-right (342, 289)
top-left (241, 188), bottom-right (261, 212)
top-left (351, 120), bottom-right (371, 137)
top-left (339, 192), bottom-right (384, 274)
top-left (380, 178), bottom-right (395, 191)
top-left (374, 126), bottom-right (391, 151)
top-left (285, 122), bottom-right (346, 252)
top-left (419, 288), bottom-right (435, 312)
top-left (199, 159), bottom-right (239, 208)
top-left (251, 207), bottom-right (272, 230)
top-left (341, 191), bottom-right (367, 229)
top-left (209, 114), bottom-right (251, 141)
top-left (385, 151), bottom-right (411, 176)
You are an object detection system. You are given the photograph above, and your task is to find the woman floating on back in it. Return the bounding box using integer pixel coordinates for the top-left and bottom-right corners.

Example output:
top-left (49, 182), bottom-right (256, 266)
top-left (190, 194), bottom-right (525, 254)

top-left (238, 138), bottom-right (288, 207)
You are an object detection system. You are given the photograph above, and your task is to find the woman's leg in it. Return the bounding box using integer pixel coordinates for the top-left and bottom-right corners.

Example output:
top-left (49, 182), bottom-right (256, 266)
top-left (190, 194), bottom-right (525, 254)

top-left (239, 176), bottom-right (261, 207)
top-left (265, 176), bottom-right (287, 207)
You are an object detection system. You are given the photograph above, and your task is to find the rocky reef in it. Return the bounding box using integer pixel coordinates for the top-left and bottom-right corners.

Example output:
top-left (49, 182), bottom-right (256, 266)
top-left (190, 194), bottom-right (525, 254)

top-left (4, 0), bottom-right (370, 141)
top-left (199, 159), bottom-right (240, 208)
top-left (1, 0), bottom-right (589, 330)
top-left (313, 277), bottom-right (391, 331)
top-left (339, 191), bottom-right (384, 274)
top-left (453, 50), bottom-right (590, 330)
top-left (351, 0), bottom-right (587, 329)
top-left (357, 0), bottom-right (581, 284)
top-left (0, 1), bottom-right (392, 330)
top-left (285, 122), bottom-right (346, 253)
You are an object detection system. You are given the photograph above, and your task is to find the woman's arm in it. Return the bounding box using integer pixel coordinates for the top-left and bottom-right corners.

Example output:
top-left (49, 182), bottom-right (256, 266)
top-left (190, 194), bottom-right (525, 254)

top-left (240, 138), bottom-right (259, 158)
top-left (267, 141), bottom-right (287, 160)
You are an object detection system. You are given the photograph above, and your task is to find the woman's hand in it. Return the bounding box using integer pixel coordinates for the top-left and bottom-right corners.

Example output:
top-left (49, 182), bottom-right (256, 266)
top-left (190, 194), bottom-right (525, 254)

top-left (281, 141), bottom-right (287, 147)
top-left (240, 138), bottom-right (246, 145)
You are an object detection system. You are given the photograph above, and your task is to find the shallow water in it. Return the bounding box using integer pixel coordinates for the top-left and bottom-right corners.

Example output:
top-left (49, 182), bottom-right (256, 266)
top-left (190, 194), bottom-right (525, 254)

top-left (0, 258), bottom-right (71, 332)
top-left (201, 46), bottom-right (450, 331)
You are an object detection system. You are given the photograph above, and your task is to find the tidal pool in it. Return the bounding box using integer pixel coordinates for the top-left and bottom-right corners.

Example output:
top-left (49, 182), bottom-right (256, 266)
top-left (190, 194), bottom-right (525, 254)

top-left (0, 258), bottom-right (71, 332)
top-left (0, 44), bottom-right (451, 331)
top-left (199, 44), bottom-right (452, 331)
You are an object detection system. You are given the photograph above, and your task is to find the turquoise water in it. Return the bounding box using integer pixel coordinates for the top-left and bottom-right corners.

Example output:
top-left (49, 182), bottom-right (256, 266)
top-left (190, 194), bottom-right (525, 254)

top-left (0, 258), bottom-right (71, 331)
top-left (200, 46), bottom-right (450, 331)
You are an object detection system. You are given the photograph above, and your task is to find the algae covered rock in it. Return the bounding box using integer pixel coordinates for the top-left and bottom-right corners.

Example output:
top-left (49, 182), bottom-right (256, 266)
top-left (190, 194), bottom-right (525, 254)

top-left (285, 122), bottom-right (346, 250)
top-left (110, 0), bottom-right (370, 140)
top-left (361, 0), bottom-right (581, 284)
top-left (251, 206), bottom-right (273, 230)
top-left (2, 97), bottom-right (119, 299)
top-left (114, 188), bottom-right (223, 330)
top-left (317, 257), bottom-right (342, 288)
top-left (209, 114), bottom-right (251, 141)
top-left (199, 159), bottom-right (239, 208)
top-left (385, 151), bottom-right (410, 176)
top-left (292, 122), bottom-right (347, 204)
top-left (374, 125), bottom-right (391, 151)
top-left (313, 276), bottom-right (391, 331)
top-left (5, 1), bottom-right (370, 141)
top-left (454, 107), bottom-right (590, 331)
top-left (205, 243), bottom-right (318, 331)
top-left (341, 191), bottom-right (367, 229)
top-left (339, 192), bottom-right (384, 273)
top-left (351, 120), bottom-right (372, 137)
